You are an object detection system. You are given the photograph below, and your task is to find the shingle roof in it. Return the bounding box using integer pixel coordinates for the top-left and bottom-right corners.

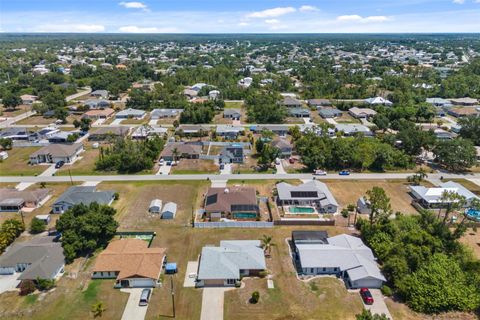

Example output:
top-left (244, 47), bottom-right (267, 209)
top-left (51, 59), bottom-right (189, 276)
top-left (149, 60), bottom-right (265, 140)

top-left (204, 187), bottom-right (258, 213)
top-left (31, 143), bottom-right (83, 158)
top-left (53, 186), bottom-right (114, 207)
top-left (0, 188), bottom-right (50, 205)
top-left (197, 240), bottom-right (266, 280)
top-left (276, 181), bottom-right (338, 206)
top-left (93, 239), bottom-right (166, 280)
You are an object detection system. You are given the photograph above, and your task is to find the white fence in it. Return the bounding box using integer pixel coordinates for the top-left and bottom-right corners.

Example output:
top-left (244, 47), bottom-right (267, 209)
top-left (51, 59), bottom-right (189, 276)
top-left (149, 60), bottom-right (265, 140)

top-left (194, 221), bottom-right (274, 228)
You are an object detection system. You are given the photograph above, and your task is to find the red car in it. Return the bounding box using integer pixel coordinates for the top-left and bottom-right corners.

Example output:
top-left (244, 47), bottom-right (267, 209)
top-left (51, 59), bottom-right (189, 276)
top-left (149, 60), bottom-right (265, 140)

top-left (360, 288), bottom-right (374, 305)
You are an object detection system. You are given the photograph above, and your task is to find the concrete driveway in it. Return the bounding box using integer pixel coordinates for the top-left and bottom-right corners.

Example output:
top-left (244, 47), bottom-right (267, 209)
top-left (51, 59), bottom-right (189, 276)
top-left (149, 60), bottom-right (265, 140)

top-left (363, 289), bottom-right (392, 319)
top-left (0, 273), bottom-right (20, 294)
top-left (275, 161), bottom-right (286, 174)
top-left (39, 164), bottom-right (58, 177)
top-left (156, 163), bottom-right (171, 175)
top-left (183, 261), bottom-right (198, 287)
top-left (120, 288), bottom-right (149, 320)
top-left (200, 288), bottom-right (230, 320)
top-left (220, 163), bottom-right (232, 175)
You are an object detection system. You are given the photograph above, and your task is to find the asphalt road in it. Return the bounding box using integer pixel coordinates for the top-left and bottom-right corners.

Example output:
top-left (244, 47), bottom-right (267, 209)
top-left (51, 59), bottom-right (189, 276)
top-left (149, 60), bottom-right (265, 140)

top-left (0, 172), bottom-right (478, 183)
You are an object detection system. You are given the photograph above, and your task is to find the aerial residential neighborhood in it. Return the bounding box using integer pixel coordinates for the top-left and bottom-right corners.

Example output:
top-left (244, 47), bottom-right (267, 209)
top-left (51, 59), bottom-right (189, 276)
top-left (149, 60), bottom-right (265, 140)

top-left (0, 2), bottom-right (480, 320)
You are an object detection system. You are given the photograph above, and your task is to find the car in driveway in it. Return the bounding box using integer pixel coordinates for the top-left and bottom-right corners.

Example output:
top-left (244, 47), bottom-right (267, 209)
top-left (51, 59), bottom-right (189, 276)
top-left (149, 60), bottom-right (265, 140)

top-left (139, 289), bottom-right (151, 306)
top-left (159, 159), bottom-right (164, 165)
top-left (55, 161), bottom-right (65, 169)
top-left (338, 170), bottom-right (350, 175)
top-left (360, 288), bottom-right (374, 305)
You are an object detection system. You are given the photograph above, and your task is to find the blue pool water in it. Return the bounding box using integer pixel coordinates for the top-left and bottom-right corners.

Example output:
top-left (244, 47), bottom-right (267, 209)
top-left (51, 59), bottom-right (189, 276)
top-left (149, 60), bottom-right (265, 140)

top-left (466, 209), bottom-right (480, 221)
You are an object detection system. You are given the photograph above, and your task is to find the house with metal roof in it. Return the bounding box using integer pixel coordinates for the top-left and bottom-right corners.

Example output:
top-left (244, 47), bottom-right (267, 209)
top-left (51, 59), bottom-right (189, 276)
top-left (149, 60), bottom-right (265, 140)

top-left (307, 99), bottom-right (332, 107)
top-left (276, 181), bottom-right (338, 214)
top-left (292, 233), bottom-right (386, 289)
top-left (196, 240), bottom-right (266, 287)
top-left (410, 181), bottom-right (479, 209)
top-left (160, 142), bottom-right (202, 161)
top-left (88, 126), bottom-right (130, 141)
top-left (0, 236), bottom-right (65, 282)
top-left (161, 202), bottom-right (177, 219)
top-left (115, 108), bottom-right (146, 119)
top-left (83, 99), bottom-right (111, 109)
top-left (52, 186), bottom-right (115, 214)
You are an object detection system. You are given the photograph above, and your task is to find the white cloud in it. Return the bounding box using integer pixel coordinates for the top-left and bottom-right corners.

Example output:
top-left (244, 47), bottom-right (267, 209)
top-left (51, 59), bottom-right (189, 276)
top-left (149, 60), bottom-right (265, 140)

top-left (453, 0), bottom-right (465, 3)
top-left (265, 19), bottom-right (280, 24)
top-left (337, 15), bottom-right (390, 23)
top-left (246, 7), bottom-right (296, 19)
top-left (299, 5), bottom-right (319, 12)
top-left (37, 23), bottom-right (105, 33)
top-left (118, 25), bottom-right (177, 33)
top-left (238, 22), bottom-right (250, 27)
top-left (119, 2), bottom-right (148, 10)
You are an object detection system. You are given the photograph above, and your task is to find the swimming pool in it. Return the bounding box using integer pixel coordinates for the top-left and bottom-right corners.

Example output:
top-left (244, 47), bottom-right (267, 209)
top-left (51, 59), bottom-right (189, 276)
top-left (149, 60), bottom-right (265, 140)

top-left (289, 206), bottom-right (315, 214)
top-left (466, 209), bottom-right (480, 221)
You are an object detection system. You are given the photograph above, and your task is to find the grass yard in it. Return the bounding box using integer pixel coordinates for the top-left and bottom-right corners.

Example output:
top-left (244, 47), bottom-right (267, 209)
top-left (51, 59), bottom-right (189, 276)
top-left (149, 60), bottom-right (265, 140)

top-left (0, 105), bottom-right (31, 117)
top-left (0, 147), bottom-right (45, 176)
top-left (224, 101), bottom-right (244, 109)
top-left (460, 229), bottom-right (480, 259)
top-left (170, 159), bottom-right (218, 174)
top-left (56, 145), bottom-right (99, 176)
top-left (121, 116), bottom-right (150, 125)
top-left (449, 179), bottom-right (480, 195)
top-left (15, 115), bottom-right (80, 126)
top-left (325, 180), bottom-right (425, 214)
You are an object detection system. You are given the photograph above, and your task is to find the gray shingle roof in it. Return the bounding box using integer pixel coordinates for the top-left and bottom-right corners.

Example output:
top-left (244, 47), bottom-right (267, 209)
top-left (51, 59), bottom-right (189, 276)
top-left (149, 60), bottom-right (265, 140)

top-left (197, 240), bottom-right (266, 280)
top-left (53, 186), bottom-right (114, 207)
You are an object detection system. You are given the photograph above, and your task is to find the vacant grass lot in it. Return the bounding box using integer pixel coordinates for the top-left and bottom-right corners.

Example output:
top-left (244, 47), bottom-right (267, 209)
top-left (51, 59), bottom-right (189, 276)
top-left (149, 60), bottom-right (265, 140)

top-left (56, 145), bottom-right (99, 176)
top-left (326, 179), bottom-right (428, 214)
top-left (0, 147), bottom-right (45, 176)
top-left (170, 159), bottom-right (218, 174)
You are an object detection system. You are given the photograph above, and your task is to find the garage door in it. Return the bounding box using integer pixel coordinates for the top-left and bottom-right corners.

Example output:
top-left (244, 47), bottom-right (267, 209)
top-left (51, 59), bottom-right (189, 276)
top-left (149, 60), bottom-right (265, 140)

top-left (352, 279), bottom-right (383, 289)
top-left (130, 279), bottom-right (155, 288)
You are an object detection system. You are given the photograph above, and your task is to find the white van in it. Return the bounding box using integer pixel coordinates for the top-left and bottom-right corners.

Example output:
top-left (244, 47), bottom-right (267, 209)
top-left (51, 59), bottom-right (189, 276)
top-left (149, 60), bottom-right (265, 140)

top-left (139, 289), bottom-right (151, 306)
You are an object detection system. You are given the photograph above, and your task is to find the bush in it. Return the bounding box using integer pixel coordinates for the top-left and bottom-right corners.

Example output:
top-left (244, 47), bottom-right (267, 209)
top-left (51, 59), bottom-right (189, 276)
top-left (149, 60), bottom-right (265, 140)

top-left (30, 217), bottom-right (46, 234)
top-left (341, 208), bottom-right (349, 218)
top-left (249, 291), bottom-right (260, 304)
top-left (36, 278), bottom-right (55, 291)
top-left (19, 280), bottom-right (36, 296)
top-left (113, 192), bottom-right (120, 200)
top-left (258, 270), bottom-right (268, 278)
top-left (381, 285), bottom-right (393, 297)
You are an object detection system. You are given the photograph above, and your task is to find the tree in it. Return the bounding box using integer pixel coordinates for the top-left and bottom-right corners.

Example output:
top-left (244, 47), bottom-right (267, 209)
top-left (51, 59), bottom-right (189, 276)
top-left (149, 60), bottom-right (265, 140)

top-left (0, 138), bottom-right (13, 150)
top-left (257, 144), bottom-right (279, 169)
top-left (249, 291), bottom-right (260, 304)
top-left (397, 254), bottom-right (480, 313)
top-left (19, 280), bottom-right (36, 296)
top-left (80, 118), bottom-right (92, 132)
top-left (458, 116), bottom-right (480, 145)
top-left (56, 203), bottom-right (118, 263)
top-left (260, 234), bottom-right (275, 257)
top-left (433, 138), bottom-right (476, 172)
top-left (36, 278), bottom-right (55, 291)
top-left (91, 301), bottom-right (106, 318)
top-left (437, 191), bottom-right (466, 225)
top-left (356, 309), bottom-right (389, 320)
top-left (2, 92), bottom-right (21, 110)
top-left (30, 217), bottom-right (46, 234)
top-left (365, 187), bottom-right (391, 225)
top-left (171, 147), bottom-right (179, 164)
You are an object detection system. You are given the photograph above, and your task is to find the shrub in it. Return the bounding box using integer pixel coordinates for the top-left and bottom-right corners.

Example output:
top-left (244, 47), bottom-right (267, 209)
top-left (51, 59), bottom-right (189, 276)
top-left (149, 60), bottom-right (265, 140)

top-left (381, 285), bottom-right (393, 297)
top-left (113, 192), bottom-right (120, 200)
top-left (36, 278), bottom-right (55, 291)
top-left (341, 208), bottom-right (349, 218)
top-left (258, 271), bottom-right (268, 278)
top-left (249, 291), bottom-right (260, 304)
top-left (30, 217), bottom-right (46, 234)
top-left (19, 280), bottom-right (36, 296)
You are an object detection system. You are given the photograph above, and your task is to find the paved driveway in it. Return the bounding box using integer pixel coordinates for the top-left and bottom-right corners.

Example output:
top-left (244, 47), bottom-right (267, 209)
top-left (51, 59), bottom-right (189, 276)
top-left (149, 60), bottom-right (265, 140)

top-left (0, 273), bottom-right (20, 294)
top-left (39, 164), bottom-right (58, 177)
top-left (120, 288), bottom-right (149, 320)
top-left (156, 163), bottom-right (171, 175)
top-left (220, 163), bottom-right (232, 175)
top-left (364, 289), bottom-right (392, 319)
top-left (275, 161), bottom-right (286, 174)
top-left (200, 288), bottom-right (229, 320)
top-left (183, 261), bottom-right (198, 287)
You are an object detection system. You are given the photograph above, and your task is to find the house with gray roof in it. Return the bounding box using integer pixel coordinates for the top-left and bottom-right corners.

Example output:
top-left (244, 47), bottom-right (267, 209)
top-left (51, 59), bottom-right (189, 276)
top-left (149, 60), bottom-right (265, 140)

top-left (115, 108), bottom-right (146, 119)
top-left (84, 99), bottom-right (110, 109)
top-left (216, 125), bottom-right (244, 139)
top-left (410, 181), bottom-right (479, 209)
top-left (289, 107), bottom-right (310, 118)
top-left (223, 109), bottom-right (241, 120)
top-left (30, 143), bottom-right (84, 164)
top-left (308, 99), bottom-right (332, 107)
top-left (348, 107), bottom-right (377, 119)
top-left (281, 97), bottom-right (303, 108)
top-left (0, 188), bottom-right (50, 212)
top-left (52, 186), bottom-right (115, 214)
top-left (90, 90), bottom-right (109, 99)
top-left (0, 236), bottom-right (65, 282)
top-left (292, 233), bottom-right (385, 289)
top-left (150, 108), bottom-right (183, 119)
top-left (276, 181), bottom-right (338, 213)
top-left (272, 138), bottom-right (293, 158)
top-left (335, 123), bottom-right (373, 137)
top-left (319, 108), bottom-right (343, 119)
top-left (196, 240), bottom-right (266, 287)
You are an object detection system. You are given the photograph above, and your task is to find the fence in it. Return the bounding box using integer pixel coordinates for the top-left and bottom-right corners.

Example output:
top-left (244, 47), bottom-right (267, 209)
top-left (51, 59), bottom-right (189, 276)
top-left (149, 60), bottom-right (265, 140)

top-left (115, 231), bottom-right (156, 247)
top-left (274, 220), bottom-right (335, 226)
top-left (194, 221), bottom-right (274, 228)
top-left (13, 141), bottom-right (49, 147)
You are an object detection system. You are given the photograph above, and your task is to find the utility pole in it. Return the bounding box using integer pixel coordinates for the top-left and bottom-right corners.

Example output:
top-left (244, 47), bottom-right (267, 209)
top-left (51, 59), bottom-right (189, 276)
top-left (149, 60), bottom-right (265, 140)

top-left (170, 276), bottom-right (176, 318)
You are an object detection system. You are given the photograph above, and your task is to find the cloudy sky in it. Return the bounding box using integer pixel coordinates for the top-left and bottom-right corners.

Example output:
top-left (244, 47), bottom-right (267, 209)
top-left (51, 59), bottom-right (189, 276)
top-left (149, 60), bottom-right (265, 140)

top-left (1, 0), bottom-right (480, 33)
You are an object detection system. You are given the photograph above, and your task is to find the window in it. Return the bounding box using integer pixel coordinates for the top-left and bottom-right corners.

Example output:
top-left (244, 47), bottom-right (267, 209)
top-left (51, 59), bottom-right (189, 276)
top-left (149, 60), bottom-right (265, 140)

top-left (322, 268), bottom-right (326, 272)
top-left (227, 279), bottom-right (236, 285)
top-left (310, 268), bottom-right (314, 273)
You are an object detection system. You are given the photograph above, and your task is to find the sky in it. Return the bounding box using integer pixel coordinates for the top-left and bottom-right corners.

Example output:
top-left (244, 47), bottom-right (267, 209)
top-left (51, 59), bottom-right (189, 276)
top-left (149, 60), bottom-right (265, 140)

top-left (1, 0), bottom-right (480, 33)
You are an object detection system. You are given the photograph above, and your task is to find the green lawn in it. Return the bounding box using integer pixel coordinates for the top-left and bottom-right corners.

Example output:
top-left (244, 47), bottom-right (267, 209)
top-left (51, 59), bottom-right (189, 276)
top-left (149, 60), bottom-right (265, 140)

top-left (0, 147), bottom-right (45, 176)
top-left (224, 101), bottom-right (244, 109)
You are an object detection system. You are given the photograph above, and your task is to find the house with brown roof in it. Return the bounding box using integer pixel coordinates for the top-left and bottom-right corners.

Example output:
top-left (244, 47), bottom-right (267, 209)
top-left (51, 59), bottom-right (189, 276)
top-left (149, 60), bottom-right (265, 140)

top-left (448, 107), bottom-right (480, 118)
top-left (160, 142), bottom-right (202, 161)
top-left (204, 187), bottom-right (259, 221)
top-left (30, 143), bottom-right (84, 164)
top-left (88, 127), bottom-right (130, 141)
top-left (449, 97), bottom-right (478, 106)
top-left (348, 107), bottom-right (377, 119)
top-left (92, 238), bottom-right (166, 288)
top-left (82, 108), bottom-right (115, 120)
top-left (0, 188), bottom-right (50, 212)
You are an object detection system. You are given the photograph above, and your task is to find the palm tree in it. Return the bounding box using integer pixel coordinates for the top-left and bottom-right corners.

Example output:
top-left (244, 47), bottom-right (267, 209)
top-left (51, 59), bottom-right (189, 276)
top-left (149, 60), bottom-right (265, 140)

top-left (172, 147), bottom-right (179, 164)
top-left (91, 301), bottom-right (106, 318)
top-left (260, 235), bottom-right (275, 257)
top-left (416, 167), bottom-right (428, 180)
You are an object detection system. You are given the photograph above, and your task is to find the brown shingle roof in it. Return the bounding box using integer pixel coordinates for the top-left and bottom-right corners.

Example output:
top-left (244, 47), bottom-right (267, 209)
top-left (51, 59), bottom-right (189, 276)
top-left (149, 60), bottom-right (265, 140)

top-left (160, 143), bottom-right (202, 158)
top-left (204, 187), bottom-right (257, 213)
top-left (30, 143), bottom-right (83, 158)
top-left (93, 239), bottom-right (166, 280)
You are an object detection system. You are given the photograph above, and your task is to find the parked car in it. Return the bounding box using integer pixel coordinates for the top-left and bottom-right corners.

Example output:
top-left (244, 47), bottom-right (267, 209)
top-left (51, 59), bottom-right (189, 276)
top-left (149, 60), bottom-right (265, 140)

top-left (220, 164), bottom-right (225, 170)
top-left (166, 161), bottom-right (172, 166)
top-left (275, 158), bottom-right (281, 165)
top-left (159, 159), bottom-right (164, 165)
top-left (313, 169), bottom-right (327, 176)
top-left (338, 170), bottom-right (350, 175)
top-left (55, 161), bottom-right (65, 169)
top-left (139, 289), bottom-right (151, 306)
top-left (289, 158), bottom-right (295, 164)
top-left (359, 288), bottom-right (374, 305)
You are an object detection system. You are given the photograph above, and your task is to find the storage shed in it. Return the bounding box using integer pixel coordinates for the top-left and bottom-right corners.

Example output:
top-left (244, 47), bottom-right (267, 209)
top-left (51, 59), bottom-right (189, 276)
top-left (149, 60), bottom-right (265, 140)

top-left (149, 199), bottom-right (162, 214)
top-left (161, 202), bottom-right (177, 219)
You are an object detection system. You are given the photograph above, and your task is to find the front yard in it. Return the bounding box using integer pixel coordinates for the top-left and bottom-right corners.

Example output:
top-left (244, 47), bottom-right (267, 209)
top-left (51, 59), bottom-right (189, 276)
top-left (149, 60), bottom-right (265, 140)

top-left (170, 159), bottom-right (218, 174)
top-left (0, 147), bottom-right (45, 176)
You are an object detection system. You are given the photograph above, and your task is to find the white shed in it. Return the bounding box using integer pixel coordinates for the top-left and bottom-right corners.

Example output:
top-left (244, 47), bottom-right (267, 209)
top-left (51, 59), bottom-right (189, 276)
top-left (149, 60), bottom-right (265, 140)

top-left (161, 202), bottom-right (177, 219)
top-left (149, 199), bottom-right (162, 214)
top-left (0, 151), bottom-right (8, 160)
top-left (35, 214), bottom-right (51, 224)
